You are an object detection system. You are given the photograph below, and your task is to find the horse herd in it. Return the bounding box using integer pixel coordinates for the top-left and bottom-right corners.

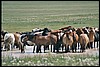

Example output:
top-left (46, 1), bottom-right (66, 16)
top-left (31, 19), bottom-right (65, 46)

top-left (1, 26), bottom-right (99, 53)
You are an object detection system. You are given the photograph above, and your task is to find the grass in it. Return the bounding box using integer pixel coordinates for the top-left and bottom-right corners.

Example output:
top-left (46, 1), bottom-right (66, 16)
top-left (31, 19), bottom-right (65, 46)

top-left (2, 53), bottom-right (99, 66)
top-left (2, 1), bottom-right (99, 32)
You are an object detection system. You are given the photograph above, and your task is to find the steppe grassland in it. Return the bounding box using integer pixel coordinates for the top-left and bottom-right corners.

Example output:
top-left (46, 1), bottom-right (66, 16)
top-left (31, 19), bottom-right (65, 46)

top-left (2, 1), bottom-right (99, 32)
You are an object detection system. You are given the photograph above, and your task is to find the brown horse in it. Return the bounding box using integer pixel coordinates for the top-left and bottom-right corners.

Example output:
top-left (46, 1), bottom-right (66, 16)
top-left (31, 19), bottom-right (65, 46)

top-left (62, 29), bottom-right (74, 52)
top-left (76, 28), bottom-right (84, 49)
top-left (76, 28), bottom-right (89, 52)
top-left (82, 27), bottom-right (95, 49)
top-left (71, 28), bottom-right (79, 52)
top-left (88, 27), bottom-right (95, 49)
top-left (59, 26), bottom-right (72, 31)
top-left (13, 33), bottom-right (22, 50)
top-left (51, 30), bottom-right (62, 52)
top-left (20, 32), bottom-right (58, 53)
top-left (34, 32), bottom-right (51, 53)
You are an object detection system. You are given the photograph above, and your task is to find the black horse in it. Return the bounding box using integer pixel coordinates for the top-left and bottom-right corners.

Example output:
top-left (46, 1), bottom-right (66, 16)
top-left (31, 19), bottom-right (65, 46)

top-left (94, 31), bottom-right (99, 48)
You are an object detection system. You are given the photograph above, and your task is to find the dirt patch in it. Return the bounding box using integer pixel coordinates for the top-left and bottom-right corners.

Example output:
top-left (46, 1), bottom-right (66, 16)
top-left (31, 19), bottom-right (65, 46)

top-left (1, 48), bottom-right (99, 58)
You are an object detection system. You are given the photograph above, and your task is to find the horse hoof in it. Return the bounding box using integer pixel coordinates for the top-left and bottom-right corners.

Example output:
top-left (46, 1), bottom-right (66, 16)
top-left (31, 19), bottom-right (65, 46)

top-left (44, 52), bottom-right (46, 53)
top-left (65, 51), bottom-right (68, 53)
top-left (72, 51), bottom-right (74, 53)
top-left (56, 50), bottom-right (59, 53)
top-left (53, 51), bottom-right (55, 53)
top-left (40, 52), bottom-right (42, 53)
top-left (65, 50), bottom-right (70, 53)
top-left (36, 51), bottom-right (39, 53)
top-left (21, 51), bottom-right (25, 53)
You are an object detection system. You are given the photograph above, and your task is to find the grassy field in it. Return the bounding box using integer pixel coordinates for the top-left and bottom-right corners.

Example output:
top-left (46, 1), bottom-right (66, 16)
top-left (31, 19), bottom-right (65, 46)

top-left (2, 53), bottom-right (99, 66)
top-left (2, 1), bottom-right (99, 32)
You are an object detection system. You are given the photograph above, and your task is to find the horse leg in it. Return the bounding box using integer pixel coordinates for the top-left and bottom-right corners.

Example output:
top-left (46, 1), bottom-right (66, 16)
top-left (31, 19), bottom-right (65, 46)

top-left (47, 45), bottom-right (49, 50)
top-left (21, 43), bottom-right (25, 53)
top-left (7, 44), bottom-right (10, 51)
top-left (65, 45), bottom-right (69, 53)
top-left (18, 42), bottom-right (21, 50)
top-left (18, 43), bottom-right (22, 50)
top-left (36, 45), bottom-right (38, 53)
top-left (72, 44), bottom-right (74, 53)
top-left (51, 44), bottom-right (52, 52)
top-left (39, 45), bottom-right (41, 53)
top-left (62, 44), bottom-right (64, 52)
top-left (65, 45), bottom-right (67, 52)
top-left (11, 42), bottom-right (15, 51)
top-left (82, 44), bottom-right (85, 52)
top-left (86, 43), bottom-right (90, 49)
top-left (94, 41), bottom-right (95, 48)
top-left (78, 42), bottom-right (80, 49)
top-left (56, 48), bottom-right (59, 52)
top-left (53, 45), bottom-right (55, 52)
top-left (67, 45), bottom-right (70, 52)
top-left (80, 44), bottom-right (85, 52)
top-left (36, 45), bottom-right (39, 53)
top-left (11, 44), bottom-right (13, 51)
top-left (75, 44), bottom-right (77, 53)
top-left (44, 45), bottom-right (46, 53)
top-left (80, 44), bottom-right (82, 53)
top-left (19, 44), bottom-right (21, 50)
top-left (90, 42), bottom-right (93, 49)
top-left (56, 44), bottom-right (59, 53)
top-left (97, 41), bottom-right (98, 48)
top-left (33, 45), bottom-right (35, 53)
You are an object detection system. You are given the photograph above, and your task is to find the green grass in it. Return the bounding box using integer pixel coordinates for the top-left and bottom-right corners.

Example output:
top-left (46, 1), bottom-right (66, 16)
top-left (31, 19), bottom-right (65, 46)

top-left (2, 53), bottom-right (99, 66)
top-left (2, 1), bottom-right (99, 32)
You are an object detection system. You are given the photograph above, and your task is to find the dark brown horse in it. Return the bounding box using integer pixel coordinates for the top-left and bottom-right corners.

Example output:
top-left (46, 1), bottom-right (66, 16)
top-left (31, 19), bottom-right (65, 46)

top-left (51, 30), bottom-right (62, 52)
top-left (71, 28), bottom-right (79, 52)
top-left (94, 27), bottom-right (99, 48)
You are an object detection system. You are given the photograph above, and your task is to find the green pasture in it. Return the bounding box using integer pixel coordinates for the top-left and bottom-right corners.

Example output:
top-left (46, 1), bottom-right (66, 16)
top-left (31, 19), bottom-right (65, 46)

top-left (2, 53), bottom-right (99, 66)
top-left (2, 1), bottom-right (99, 32)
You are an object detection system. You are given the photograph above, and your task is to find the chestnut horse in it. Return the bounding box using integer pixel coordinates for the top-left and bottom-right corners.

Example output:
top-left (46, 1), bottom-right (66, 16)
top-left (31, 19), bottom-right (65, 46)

top-left (20, 32), bottom-right (58, 53)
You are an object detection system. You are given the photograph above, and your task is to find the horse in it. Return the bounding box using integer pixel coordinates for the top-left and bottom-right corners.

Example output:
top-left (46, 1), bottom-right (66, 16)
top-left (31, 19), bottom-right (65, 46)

top-left (82, 27), bottom-right (95, 49)
top-left (1, 30), bottom-right (8, 39)
top-left (1, 30), bottom-right (8, 49)
top-left (71, 28), bottom-right (79, 52)
top-left (79, 34), bottom-right (89, 52)
top-left (3, 33), bottom-right (15, 51)
top-left (59, 26), bottom-right (72, 31)
top-left (76, 28), bottom-right (89, 52)
top-left (20, 32), bottom-right (58, 53)
top-left (94, 27), bottom-right (99, 48)
top-left (51, 30), bottom-right (62, 52)
top-left (61, 29), bottom-right (74, 53)
top-left (88, 27), bottom-right (95, 49)
top-left (32, 28), bottom-right (41, 33)
top-left (13, 33), bottom-right (22, 50)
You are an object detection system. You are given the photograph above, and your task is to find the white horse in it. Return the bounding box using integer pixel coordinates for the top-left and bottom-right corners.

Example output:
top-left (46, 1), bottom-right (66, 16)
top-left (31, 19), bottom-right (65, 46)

top-left (3, 33), bottom-right (15, 51)
top-left (32, 28), bottom-right (41, 32)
